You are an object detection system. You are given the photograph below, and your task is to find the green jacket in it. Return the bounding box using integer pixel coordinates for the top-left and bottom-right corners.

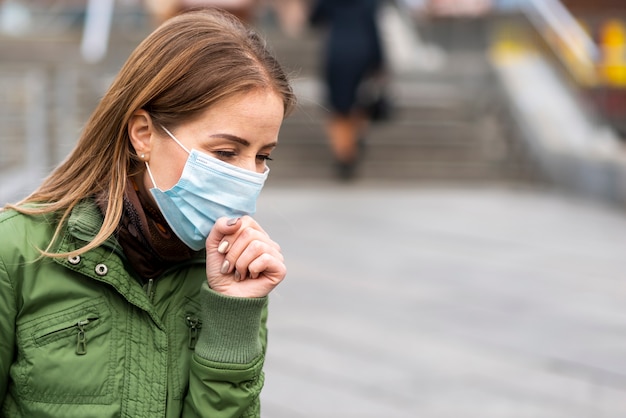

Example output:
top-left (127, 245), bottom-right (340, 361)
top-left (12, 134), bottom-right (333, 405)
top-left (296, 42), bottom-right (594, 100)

top-left (0, 200), bottom-right (268, 418)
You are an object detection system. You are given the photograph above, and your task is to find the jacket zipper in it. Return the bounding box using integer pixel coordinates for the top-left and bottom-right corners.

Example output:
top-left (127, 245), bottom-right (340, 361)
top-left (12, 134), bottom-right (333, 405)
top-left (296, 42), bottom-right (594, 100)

top-left (186, 315), bottom-right (202, 350)
top-left (36, 316), bottom-right (99, 355)
top-left (75, 317), bottom-right (99, 355)
top-left (145, 278), bottom-right (155, 302)
top-left (75, 318), bottom-right (92, 355)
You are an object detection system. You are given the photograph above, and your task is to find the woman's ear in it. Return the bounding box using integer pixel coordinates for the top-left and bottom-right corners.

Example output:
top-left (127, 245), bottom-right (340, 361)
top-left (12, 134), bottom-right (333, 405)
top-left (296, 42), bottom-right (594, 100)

top-left (128, 109), bottom-right (155, 160)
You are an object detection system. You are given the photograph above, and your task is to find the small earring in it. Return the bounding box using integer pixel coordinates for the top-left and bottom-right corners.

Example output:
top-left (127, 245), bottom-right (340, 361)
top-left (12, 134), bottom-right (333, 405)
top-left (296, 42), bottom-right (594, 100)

top-left (140, 153), bottom-right (145, 160)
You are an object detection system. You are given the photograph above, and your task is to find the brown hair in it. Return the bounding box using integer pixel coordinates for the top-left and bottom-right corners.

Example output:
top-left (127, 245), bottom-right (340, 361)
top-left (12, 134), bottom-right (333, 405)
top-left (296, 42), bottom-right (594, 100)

top-left (6, 8), bottom-right (297, 257)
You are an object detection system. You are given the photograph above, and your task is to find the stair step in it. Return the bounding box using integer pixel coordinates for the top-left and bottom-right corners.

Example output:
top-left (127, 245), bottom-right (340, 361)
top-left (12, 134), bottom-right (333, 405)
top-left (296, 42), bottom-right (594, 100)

top-left (266, 159), bottom-right (534, 184)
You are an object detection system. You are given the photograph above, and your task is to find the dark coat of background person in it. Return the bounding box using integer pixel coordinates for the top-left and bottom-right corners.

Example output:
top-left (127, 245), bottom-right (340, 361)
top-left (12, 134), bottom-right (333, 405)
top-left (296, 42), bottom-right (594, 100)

top-left (309, 0), bottom-right (385, 117)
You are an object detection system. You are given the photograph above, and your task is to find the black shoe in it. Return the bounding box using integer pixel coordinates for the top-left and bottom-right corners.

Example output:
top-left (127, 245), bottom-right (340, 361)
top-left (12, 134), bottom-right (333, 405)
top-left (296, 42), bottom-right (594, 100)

top-left (335, 159), bottom-right (357, 181)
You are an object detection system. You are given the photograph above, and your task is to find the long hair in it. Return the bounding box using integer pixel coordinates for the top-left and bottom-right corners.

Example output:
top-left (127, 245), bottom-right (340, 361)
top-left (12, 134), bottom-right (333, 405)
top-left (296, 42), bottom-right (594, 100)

top-left (5, 8), bottom-right (297, 257)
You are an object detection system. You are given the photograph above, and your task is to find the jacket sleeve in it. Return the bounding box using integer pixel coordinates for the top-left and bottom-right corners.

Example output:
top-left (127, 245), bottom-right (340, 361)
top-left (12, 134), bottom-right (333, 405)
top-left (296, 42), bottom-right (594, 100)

top-left (0, 246), bottom-right (17, 404)
top-left (182, 282), bottom-right (269, 418)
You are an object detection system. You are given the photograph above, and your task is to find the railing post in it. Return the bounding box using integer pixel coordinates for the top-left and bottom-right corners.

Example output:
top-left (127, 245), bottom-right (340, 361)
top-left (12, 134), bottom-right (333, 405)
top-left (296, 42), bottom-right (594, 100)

top-left (81, 0), bottom-right (115, 63)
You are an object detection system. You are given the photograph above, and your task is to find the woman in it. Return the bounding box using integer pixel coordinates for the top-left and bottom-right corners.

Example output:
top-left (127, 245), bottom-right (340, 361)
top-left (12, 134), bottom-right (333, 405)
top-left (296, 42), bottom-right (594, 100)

top-left (0, 9), bottom-right (296, 418)
top-left (309, 0), bottom-right (386, 179)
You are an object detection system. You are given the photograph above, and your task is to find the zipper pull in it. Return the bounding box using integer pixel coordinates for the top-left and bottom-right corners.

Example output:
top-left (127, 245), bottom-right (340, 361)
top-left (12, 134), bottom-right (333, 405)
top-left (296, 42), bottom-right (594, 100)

top-left (76, 319), bottom-right (90, 355)
top-left (186, 316), bottom-right (202, 350)
top-left (145, 278), bottom-right (155, 301)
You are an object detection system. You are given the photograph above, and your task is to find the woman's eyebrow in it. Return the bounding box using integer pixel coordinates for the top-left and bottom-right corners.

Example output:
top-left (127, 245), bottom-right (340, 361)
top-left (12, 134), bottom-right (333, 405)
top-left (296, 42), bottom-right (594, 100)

top-left (209, 133), bottom-right (277, 148)
top-left (209, 133), bottom-right (250, 146)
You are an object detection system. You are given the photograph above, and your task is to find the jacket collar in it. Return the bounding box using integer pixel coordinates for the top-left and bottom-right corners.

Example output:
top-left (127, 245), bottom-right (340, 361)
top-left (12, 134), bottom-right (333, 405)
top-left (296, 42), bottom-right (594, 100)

top-left (64, 198), bottom-right (123, 256)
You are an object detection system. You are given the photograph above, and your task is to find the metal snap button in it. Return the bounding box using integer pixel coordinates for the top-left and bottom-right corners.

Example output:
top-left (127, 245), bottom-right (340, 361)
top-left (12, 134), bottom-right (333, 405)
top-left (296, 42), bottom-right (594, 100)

top-left (68, 255), bottom-right (81, 265)
top-left (95, 263), bottom-right (108, 276)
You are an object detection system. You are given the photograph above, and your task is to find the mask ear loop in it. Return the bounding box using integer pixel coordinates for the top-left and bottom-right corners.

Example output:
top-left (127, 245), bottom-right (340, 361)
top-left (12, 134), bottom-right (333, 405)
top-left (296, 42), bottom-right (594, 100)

top-left (145, 125), bottom-right (191, 190)
top-left (161, 125), bottom-right (191, 154)
top-left (145, 161), bottom-right (158, 189)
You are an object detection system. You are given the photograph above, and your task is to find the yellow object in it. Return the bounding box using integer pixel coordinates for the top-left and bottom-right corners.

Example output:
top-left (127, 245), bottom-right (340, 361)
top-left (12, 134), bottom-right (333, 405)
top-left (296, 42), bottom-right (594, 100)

top-left (599, 19), bottom-right (626, 87)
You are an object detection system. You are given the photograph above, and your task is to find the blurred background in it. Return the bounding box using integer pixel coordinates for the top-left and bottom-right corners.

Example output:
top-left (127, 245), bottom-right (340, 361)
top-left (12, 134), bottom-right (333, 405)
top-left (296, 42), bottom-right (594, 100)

top-left (1, 0), bottom-right (626, 416)
top-left (1, 0), bottom-right (626, 202)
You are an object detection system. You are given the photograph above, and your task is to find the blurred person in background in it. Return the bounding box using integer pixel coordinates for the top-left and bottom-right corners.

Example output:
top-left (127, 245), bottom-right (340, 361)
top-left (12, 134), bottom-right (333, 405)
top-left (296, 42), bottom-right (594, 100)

top-left (270, 0), bottom-right (309, 37)
top-left (145, 0), bottom-right (261, 24)
top-left (146, 0), bottom-right (310, 35)
top-left (0, 8), bottom-right (295, 418)
top-left (309, 0), bottom-right (387, 180)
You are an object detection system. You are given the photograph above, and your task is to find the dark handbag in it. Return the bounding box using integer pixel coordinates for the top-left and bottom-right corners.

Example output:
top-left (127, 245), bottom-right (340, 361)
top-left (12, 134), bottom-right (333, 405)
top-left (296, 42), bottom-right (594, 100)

top-left (356, 72), bottom-right (393, 122)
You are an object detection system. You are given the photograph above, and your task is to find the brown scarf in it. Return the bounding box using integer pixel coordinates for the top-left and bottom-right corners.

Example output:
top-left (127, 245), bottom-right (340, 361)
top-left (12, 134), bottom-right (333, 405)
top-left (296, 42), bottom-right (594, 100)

top-left (98, 175), bottom-right (197, 281)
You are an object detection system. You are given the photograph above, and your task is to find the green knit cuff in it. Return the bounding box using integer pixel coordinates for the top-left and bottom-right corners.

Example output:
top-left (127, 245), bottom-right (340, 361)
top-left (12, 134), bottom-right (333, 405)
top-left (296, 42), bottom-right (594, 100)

top-left (195, 282), bottom-right (267, 364)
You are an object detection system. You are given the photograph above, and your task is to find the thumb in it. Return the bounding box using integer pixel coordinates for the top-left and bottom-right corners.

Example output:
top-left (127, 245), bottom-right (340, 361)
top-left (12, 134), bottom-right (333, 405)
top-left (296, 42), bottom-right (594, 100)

top-left (205, 217), bottom-right (241, 252)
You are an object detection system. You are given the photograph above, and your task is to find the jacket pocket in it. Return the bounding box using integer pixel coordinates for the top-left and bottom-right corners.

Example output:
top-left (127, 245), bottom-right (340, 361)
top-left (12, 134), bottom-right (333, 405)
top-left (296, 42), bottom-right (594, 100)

top-left (14, 297), bottom-right (116, 404)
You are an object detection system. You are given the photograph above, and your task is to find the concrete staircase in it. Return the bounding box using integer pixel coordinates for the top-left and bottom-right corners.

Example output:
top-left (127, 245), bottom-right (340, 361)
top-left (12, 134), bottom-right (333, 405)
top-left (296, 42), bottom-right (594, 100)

top-left (261, 23), bottom-right (539, 185)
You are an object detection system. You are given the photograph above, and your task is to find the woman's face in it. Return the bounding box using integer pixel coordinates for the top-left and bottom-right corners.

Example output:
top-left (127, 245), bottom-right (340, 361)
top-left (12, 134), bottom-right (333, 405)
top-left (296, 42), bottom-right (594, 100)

top-left (143, 88), bottom-right (284, 191)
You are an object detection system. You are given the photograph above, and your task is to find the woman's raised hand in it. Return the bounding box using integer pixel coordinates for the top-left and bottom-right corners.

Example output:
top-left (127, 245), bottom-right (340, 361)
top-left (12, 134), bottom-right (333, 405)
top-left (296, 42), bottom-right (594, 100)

top-left (205, 216), bottom-right (286, 298)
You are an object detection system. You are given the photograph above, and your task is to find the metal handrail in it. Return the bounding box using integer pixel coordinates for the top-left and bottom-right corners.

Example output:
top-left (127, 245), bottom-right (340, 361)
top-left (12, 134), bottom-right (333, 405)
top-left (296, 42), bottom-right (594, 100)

top-left (522, 0), bottom-right (600, 84)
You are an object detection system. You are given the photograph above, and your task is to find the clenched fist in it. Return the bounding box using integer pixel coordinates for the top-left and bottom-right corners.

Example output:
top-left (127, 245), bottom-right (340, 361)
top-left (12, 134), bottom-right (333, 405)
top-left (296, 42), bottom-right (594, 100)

top-left (204, 216), bottom-right (286, 298)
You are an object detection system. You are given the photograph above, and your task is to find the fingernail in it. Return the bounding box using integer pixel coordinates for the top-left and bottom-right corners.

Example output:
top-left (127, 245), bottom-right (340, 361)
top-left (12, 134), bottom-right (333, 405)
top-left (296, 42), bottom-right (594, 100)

top-left (227, 217), bottom-right (240, 226)
top-left (217, 240), bottom-right (229, 254)
top-left (234, 270), bottom-right (241, 281)
top-left (220, 259), bottom-right (230, 274)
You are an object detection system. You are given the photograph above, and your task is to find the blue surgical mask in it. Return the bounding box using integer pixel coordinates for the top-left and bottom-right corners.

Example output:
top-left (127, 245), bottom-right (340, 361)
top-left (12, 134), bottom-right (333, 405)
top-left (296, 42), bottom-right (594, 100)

top-left (145, 126), bottom-right (269, 251)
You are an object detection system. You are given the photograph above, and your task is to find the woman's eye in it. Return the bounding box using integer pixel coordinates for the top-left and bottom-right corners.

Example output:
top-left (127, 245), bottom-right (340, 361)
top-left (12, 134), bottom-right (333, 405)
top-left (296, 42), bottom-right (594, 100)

top-left (256, 154), bottom-right (273, 162)
top-left (214, 150), bottom-right (236, 159)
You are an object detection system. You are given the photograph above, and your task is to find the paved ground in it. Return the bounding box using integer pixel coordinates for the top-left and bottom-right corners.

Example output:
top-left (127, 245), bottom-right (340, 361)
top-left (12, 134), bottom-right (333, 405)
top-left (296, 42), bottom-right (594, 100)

top-left (255, 181), bottom-right (626, 418)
